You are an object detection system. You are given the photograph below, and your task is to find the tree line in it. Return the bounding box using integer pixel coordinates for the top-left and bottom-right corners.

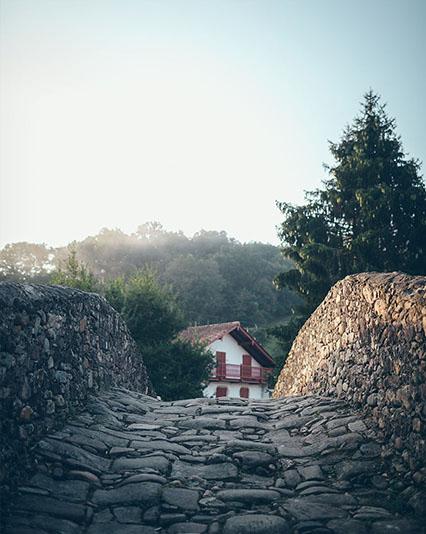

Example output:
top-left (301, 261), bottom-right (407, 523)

top-left (0, 227), bottom-right (297, 328)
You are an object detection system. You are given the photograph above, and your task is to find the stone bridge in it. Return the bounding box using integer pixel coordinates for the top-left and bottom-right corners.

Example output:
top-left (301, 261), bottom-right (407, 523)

top-left (1, 275), bottom-right (425, 533)
top-left (4, 387), bottom-right (423, 534)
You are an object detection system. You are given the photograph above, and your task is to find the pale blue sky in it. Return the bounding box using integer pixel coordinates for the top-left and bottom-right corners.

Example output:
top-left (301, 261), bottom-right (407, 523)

top-left (1, 0), bottom-right (425, 247)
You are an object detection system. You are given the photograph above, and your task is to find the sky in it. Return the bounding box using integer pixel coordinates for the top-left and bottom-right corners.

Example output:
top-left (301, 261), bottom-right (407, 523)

top-left (1, 0), bottom-right (425, 248)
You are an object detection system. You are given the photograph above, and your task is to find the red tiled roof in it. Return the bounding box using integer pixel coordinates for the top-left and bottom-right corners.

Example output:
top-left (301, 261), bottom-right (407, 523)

top-left (180, 321), bottom-right (241, 345)
top-left (179, 321), bottom-right (275, 368)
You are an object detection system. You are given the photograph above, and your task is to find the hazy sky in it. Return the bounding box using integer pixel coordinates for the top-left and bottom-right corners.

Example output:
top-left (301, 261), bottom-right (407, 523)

top-left (1, 0), bottom-right (425, 247)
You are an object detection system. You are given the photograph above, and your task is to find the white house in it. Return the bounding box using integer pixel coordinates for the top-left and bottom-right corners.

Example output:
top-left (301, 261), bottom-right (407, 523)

top-left (180, 321), bottom-right (275, 400)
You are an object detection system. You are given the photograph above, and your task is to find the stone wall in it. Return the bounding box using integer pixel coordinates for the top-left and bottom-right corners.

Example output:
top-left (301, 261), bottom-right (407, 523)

top-left (273, 272), bottom-right (425, 475)
top-left (0, 282), bottom-right (154, 492)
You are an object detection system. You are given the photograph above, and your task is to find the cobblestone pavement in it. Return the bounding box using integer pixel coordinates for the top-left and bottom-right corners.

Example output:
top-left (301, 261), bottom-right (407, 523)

top-left (5, 388), bottom-right (424, 534)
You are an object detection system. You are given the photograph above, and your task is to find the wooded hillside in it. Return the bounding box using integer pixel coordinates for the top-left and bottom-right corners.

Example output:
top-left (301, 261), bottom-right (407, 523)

top-left (0, 223), bottom-right (298, 331)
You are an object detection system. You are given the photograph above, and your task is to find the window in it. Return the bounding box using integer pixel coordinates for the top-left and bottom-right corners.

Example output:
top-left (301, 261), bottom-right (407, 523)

top-left (216, 386), bottom-right (227, 398)
top-left (240, 387), bottom-right (249, 399)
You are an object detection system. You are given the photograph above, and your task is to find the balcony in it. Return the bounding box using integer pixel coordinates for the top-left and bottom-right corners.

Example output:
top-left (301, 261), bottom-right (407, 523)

top-left (210, 364), bottom-right (271, 384)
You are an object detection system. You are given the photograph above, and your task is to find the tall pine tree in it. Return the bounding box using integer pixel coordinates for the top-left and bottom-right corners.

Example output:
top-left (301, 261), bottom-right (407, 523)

top-left (272, 91), bottom-right (426, 362)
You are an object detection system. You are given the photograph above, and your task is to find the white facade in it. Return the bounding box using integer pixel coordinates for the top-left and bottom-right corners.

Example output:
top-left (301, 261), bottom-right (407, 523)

top-left (203, 333), bottom-right (270, 400)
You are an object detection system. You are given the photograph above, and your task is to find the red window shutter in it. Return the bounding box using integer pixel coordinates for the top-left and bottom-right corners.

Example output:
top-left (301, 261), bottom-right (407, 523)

top-left (216, 352), bottom-right (226, 378)
top-left (216, 352), bottom-right (226, 364)
top-left (242, 354), bottom-right (251, 366)
top-left (216, 386), bottom-right (227, 398)
top-left (240, 387), bottom-right (249, 399)
top-left (241, 354), bottom-right (252, 379)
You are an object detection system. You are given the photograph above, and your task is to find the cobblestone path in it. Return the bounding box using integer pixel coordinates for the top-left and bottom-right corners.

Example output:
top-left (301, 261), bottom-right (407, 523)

top-left (5, 388), bottom-right (423, 534)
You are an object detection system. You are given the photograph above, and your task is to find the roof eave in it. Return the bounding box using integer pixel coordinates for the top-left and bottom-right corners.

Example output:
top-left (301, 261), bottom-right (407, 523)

top-left (229, 326), bottom-right (275, 368)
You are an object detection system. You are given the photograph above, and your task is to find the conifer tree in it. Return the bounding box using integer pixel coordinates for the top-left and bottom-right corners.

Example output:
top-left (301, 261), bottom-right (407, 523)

top-left (51, 247), bottom-right (98, 292)
top-left (273, 91), bottom-right (426, 358)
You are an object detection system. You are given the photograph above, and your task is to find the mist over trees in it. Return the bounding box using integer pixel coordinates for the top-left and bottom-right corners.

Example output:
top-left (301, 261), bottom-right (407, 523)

top-left (0, 242), bottom-right (54, 283)
top-left (51, 249), bottom-right (99, 292)
top-left (0, 225), bottom-right (298, 330)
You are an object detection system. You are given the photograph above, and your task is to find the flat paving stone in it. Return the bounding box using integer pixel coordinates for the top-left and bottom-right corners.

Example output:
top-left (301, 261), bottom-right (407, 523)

top-left (130, 439), bottom-right (190, 455)
top-left (87, 524), bottom-right (157, 534)
top-left (162, 487), bottom-right (200, 510)
top-left (225, 439), bottom-right (275, 454)
top-left (127, 423), bottom-right (162, 431)
top-left (327, 518), bottom-right (368, 534)
top-left (233, 451), bottom-right (274, 469)
top-left (215, 489), bottom-right (281, 503)
top-left (112, 456), bottom-right (170, 473)
top-left (36, 438), bottom-right (110, 472)
top-left (167, 521), bottom-right (207, 533)
top-left (171, 460), bottom-right (238, 480)
top-left (112, 506), bottom-right (142, 523)
top-left (298, 464), bottom-right (324, 480)
top-left (119, 473), bottom-right (167, 485)
top-left (178, 417), bottom-right (227, 430)
top-left (92, 482), bottom-right (162, 506)
top-left (302, 492), bottom-right (357, 506)
top-left (283, 498), bottom-right (347, 520)
top-left (348, 420), bottom-right (367, 433)
top-left (223, 514), bottom-right (290, 534)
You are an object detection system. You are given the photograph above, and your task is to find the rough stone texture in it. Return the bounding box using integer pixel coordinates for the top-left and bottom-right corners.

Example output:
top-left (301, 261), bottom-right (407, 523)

top-left (3, 388), bottom-right (424, 533)
top-left (273, 272), bottom-right (425, 492)
top-left (0, 282), bottom-right (154, 498)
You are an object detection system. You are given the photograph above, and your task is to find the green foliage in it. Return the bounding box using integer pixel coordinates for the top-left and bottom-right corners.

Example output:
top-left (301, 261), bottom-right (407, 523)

top-left (118, 271), bottom-right (184, 348)
top-left (162, 255), bottom-right (226, 324)
top-left (267, 315), bottom-right (306, 381)
top-left (144, 340), bottom-right (214, 401)
top-left (49, 260), bottom-right (213, 400)
top-left (103, 277), bottom-right (126, 313)
top-left (50, 248), bottom-right (98, 292)
top-left (103, 271), bottom-right (213, 401)
top-left (274, 90), bottom-right (426, 360)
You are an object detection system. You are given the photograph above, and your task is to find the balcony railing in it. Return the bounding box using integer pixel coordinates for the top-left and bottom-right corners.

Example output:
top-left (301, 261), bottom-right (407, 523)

top-left (211, 364), bottom-right (270, 384)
